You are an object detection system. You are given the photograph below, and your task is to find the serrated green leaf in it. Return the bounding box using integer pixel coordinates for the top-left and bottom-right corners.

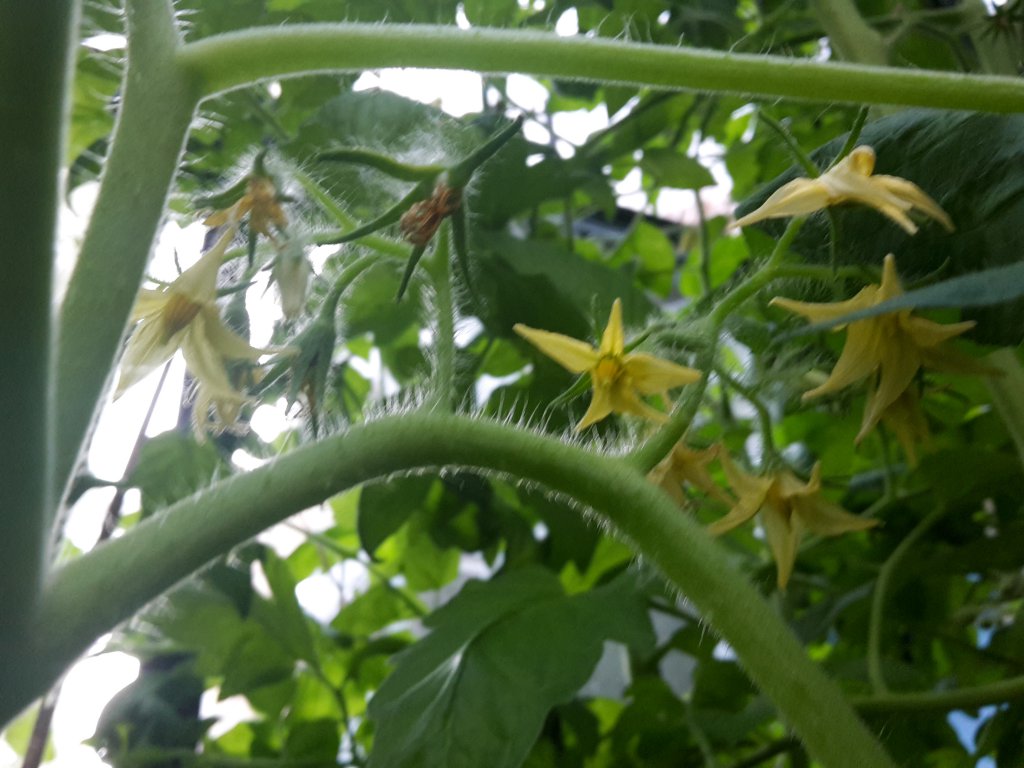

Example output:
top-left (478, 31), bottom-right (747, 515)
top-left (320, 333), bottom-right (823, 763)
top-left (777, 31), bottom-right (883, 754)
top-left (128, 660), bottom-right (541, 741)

top-left (367, 568), bottom-right (653, 768)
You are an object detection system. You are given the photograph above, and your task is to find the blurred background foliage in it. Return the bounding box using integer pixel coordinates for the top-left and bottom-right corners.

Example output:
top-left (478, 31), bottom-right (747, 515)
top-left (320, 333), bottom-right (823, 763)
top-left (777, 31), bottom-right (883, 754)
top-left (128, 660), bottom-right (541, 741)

top-left (24, 0), bottom-right (1024, 766)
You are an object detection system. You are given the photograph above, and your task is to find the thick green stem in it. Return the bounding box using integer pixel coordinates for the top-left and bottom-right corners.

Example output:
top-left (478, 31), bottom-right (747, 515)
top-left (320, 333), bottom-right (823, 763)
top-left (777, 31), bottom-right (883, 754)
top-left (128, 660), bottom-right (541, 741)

top-left (19, 414), bottom-right (893, 765)
top-left (175, 24), bottom-right (1024, 114)
top-left (54, 0), bottom-right (200, 509)
top-left (868, 505), bottom-right (947, 694)
top-left (0, 0), bottom-right (79, 633)
top-left (427, 224), bottom-right (455, 412)
top-left (810, 0), bottom-right (889, 66)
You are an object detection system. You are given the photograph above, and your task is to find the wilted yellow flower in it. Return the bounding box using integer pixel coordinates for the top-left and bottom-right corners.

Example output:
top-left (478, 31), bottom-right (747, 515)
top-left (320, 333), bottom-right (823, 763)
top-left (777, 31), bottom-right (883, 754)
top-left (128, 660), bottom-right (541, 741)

top-left (734, 146), bottom-right (953, 235)
top-left (649, 442), bottom-right (731, 506)
top-left (116, 227), bottom-right (275, 432)
top-left (514, 299), bottom-right (701, 431)
top-left (205, 176), bottom-right (288, 240)
top-left (771, 254), bottom-right (981, 443)
top-left (708, 453), bottom-right (878, 589)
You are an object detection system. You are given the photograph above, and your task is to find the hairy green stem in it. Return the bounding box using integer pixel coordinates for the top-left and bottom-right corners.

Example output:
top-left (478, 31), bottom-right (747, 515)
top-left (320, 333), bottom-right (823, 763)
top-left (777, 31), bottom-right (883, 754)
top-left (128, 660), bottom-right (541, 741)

top-left (757, 109), bottom-right (820, 177)
top-left (55, 0), bottom-right (200, 509)
top-left (853, 673), bottom-right (1024, 714)
top-left (810, 0), bottom-right (889, 66)
top-left (175, 24), bottom-right (1024, 114)
top-left (15, 414), bottom-right (892, 765)
top-left (427, 224), bottom-right (456, 412)
top-left (868, 505), bottom-right (947, 694)
top-left (716, 367), bottom-right (776, 460)
top-left (631, 220), bottom-right (804, 471)
top-left (0, 0), bottom-right (79, 633)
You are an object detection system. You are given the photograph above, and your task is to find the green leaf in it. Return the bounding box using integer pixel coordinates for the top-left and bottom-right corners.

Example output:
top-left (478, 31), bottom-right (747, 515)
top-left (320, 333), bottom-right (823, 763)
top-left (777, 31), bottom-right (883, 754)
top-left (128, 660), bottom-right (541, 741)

top-left (333, 583), bottom-right (421, 638)
top-left (358, 476), bottom-right (435, 556)
top-left (367, 568), bottom-right (653, 768)
top-left (640, 148), bottom-right (715, 189)
top-left (284, 718), bottom-right (341, 762)
top-left (254, 551), bottom-right (318, 665)
top-left (128, 432), bottom-right (225, 516)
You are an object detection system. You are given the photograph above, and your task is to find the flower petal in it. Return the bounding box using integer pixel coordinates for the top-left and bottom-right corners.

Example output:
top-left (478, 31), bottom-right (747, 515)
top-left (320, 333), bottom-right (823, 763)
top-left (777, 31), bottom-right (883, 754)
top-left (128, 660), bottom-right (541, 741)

top-left (708, 453), bottom-right (770, 535)
top-left (706, 495), bottom-right (763, 535)
top-left (877, 254), bottom-right (905, 302)
top-left (900, 315), bottom-right (975, 348)
top-left (761, 504), bottom-right (800, 590)
top-left (624, 353), bottom-right (702, 394)
top-left (733, 178), bottom-right (829, 228)
top-left (770, 286), bottom-right (876, 326)
top-left (174, 225), bottom-right (238, 303)
top-left (803, 320), bottom-right (882, 400)
top-left (609, 381), bottom-right (669, 423)
top-left (514, 324), bottom-right (598, 374)
top-left (199, 307), bottom-right (270, 360)
top-left (872, 175), bottom-right (954, 232)
top-left (859, 338), bottom-right (921, 437)
top-left (599, 299), bottom-right (625, 356)
top-left (575, 382), bottom-right (614, 431)
top-left (181, 327), bottom-right (244, 401)
top-left (116, 318), bottom-right (185, 396)
top-left (792, 494), bottom-right (878, 536)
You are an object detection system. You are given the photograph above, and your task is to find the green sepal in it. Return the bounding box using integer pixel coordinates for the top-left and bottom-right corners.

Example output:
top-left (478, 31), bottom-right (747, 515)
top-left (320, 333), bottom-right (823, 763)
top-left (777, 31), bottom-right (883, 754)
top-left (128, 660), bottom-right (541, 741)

top-left (324, 178), bottom-right (435, 245)
top-left (396, 244), bottom-right (428, 302)
top-left (447, 116), bottom-right (524, 188)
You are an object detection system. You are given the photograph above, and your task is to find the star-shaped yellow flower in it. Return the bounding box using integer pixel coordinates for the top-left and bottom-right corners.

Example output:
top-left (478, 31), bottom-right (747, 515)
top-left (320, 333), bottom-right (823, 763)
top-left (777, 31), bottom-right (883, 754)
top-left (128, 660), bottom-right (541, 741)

top-left (771, 254), bottom-right (980, 443)
top-left (708, 453), bottom-right (878, 589)
top-left (116, 227), bottom-right (276, 432)
top-left (649, 442), bottom-right (731, 506)
top-left (513, 299), bottom-right (701, 431)
top-left (734, 146), bottom-right (953, 235)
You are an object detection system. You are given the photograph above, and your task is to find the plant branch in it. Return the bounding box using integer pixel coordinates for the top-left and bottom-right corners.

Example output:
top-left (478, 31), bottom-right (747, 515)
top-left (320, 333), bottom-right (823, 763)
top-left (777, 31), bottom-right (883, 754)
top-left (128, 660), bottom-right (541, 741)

top-left (54, 0), bottom-right (200, 510)
top-left (175, 24), bottom-right (1024, 114)
top-left (427, 223), bottom-right (455, 412)
top-left (853, 672), bottom-right (1024, 714)
top-left (867, 505), bottom-right (947, 694)
top-left (0, 0), bottom-right (80, 635)
top-left (810, 0), bottom-right (890, 66)
top-left (630, 220), bottom-right (804, 471)
top-left (18, 414), bottom-right (893, 766)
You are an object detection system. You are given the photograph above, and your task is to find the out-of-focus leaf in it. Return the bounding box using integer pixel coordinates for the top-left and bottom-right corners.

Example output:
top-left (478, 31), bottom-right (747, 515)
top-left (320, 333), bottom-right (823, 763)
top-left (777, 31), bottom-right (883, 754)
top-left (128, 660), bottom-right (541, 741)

top-left (358, 476), bottom-right (435, 556)
top-left (641, 148), bottom-right (715, 189)
top-left (128, 432), bottom-right (225, 516)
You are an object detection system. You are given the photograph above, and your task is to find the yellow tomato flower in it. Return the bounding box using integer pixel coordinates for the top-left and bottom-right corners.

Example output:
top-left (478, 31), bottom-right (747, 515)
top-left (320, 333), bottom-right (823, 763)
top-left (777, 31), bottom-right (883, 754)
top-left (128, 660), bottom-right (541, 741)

top-left (116, 227), bottom-right (276, 432)
top-left (513, 299), bottom-right (701, 431)
top-left (771, 254), bottom-right (980, 443)
top-left (649, 442), bottom-right (731, 506)
top-left (733, 146), bottom-right (953, 235)
top-left (708, 453), bottom-right (878, 589)
top-left (205, 176), bottom-right (288, 241)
